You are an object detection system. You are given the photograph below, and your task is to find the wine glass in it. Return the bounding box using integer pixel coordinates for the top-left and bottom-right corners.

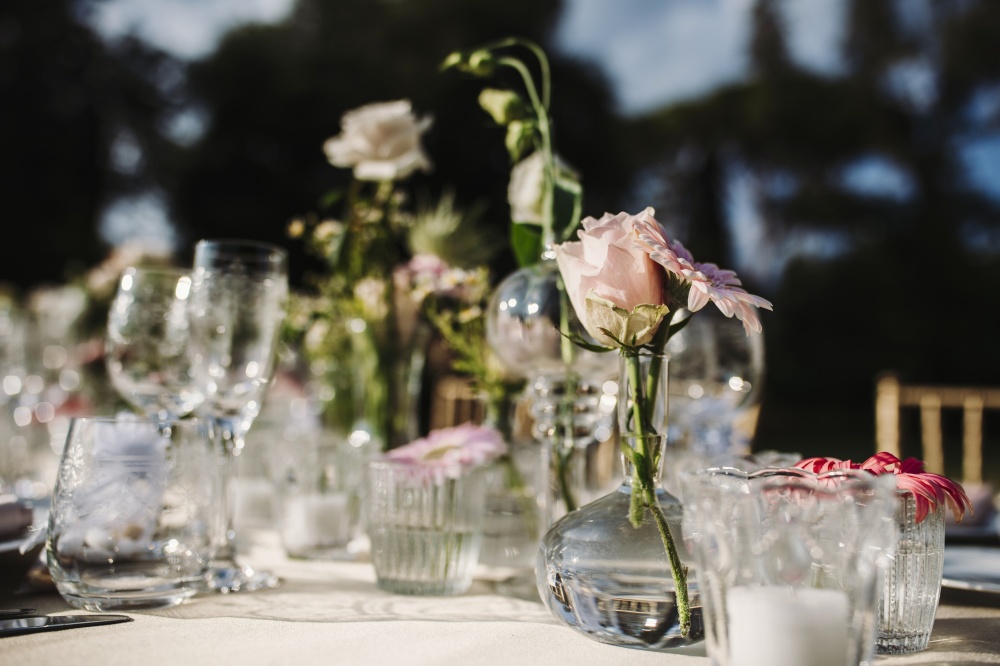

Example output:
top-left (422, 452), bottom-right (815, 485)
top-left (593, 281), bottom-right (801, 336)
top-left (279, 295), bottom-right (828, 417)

top-left (105, 267), bottom-right (203, 420)
top-left (188, 239), bottom-right (288, 592)
top-left (665, 307), bottom-right (765, 458)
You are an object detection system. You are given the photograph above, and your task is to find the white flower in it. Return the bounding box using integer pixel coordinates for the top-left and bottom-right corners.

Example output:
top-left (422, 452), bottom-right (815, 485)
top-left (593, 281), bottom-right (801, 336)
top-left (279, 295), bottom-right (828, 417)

top-left (508, 151), bottom-right (575, 224)
top-left (304, 319), bottom-right (330, 353)
top-left (354, 277), bottom-right (389, 320)
top-left (323, 100), bottom-right (432, 181)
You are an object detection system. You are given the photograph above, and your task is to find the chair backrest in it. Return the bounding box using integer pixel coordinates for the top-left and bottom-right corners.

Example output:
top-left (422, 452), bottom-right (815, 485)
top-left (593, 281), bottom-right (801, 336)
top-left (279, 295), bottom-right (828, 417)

top-left (876, 373), bottom-right (1000, 485)
top-left (429, 375), bottom-right (485, 430)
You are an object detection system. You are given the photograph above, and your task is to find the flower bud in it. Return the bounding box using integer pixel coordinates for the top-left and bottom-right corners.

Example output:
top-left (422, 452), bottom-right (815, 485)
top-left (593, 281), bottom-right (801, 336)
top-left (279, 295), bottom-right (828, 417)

top-left (477, 88), bottom-right (527, 125)
top-left (466, 49), bottom-right (496, 75)
top-left (505, 120), bottom-right (536, 163)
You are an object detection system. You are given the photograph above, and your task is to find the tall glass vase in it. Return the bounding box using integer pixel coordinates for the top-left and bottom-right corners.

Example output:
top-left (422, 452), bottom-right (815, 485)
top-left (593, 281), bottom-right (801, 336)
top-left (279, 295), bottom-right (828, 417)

top-left (477, 395), bottom-right (545, 574)
top-left (534, 351), bottom-right (703, 651)
top-left (876, 494), bottom-right (945, 654)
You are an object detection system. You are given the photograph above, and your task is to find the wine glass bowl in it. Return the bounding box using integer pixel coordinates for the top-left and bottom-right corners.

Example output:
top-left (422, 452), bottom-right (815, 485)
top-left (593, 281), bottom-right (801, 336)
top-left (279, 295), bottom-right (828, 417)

top-left (189, 241), bottom-right (288, 435)
top-left (665, 307), bottom-right (765, 457)
top-left (105, 267), bottom-right (203, 420)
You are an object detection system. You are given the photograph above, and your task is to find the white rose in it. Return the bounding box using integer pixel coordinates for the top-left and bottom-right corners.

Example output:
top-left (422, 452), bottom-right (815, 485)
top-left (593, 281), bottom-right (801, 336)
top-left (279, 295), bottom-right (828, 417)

top-left (507, 151), bottom-right (575, 224)
top-left (323, 100), bottom-right (433, 181)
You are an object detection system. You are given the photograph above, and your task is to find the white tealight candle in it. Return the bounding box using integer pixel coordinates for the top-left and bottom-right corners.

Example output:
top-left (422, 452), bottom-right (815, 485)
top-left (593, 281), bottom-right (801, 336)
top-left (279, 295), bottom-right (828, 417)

top-left (281, 492), bottom-right (350, 553)
top-left (727, 586), bottom-right (850, 666)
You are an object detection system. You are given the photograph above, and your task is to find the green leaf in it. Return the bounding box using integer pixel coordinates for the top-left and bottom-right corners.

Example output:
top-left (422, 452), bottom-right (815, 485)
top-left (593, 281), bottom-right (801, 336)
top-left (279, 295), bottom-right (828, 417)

top-left (558, 329), bottom-right (615, 353)
top-left (318, 189), bottom-right (343, 212)
top-left (510, 223), bottom-right (542, 267)
top-left (596, 327), bottom-right (626, 348)
top-left (667, 313), bottom-right (694, 339)
top-left (553, 171), bottom-right (582, 240)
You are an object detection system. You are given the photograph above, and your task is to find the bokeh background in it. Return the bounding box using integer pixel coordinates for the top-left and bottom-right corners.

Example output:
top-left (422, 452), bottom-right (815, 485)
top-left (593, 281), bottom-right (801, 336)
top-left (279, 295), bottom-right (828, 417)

top-left (3, 0), bottom-right (999, 470)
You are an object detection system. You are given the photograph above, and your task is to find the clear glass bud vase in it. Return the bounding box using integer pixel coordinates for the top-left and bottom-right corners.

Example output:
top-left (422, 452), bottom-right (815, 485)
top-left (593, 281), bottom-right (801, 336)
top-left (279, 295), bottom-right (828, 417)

top-left (534, 351), bottom-right (703, 651)
top-left (876, 493), bottom-right (945, 654)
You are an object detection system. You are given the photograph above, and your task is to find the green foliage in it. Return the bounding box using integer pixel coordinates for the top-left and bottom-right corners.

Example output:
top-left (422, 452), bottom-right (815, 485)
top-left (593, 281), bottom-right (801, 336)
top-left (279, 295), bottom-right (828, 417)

top-left (510, 223), bottom-right (542, 267)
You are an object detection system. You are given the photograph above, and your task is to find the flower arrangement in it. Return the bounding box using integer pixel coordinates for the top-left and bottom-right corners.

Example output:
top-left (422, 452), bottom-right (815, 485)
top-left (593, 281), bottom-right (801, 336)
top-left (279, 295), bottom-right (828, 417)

top-left (288, 97), bottom-right (526, 452)
top-left (795, 452), bottom-right (973, 523)
top-left (553, 206), bottom-right (772, 637)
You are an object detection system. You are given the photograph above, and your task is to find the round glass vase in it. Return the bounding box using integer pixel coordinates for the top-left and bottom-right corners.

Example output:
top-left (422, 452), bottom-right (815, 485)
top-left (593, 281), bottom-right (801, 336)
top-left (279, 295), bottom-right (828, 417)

top-left (534, 351), bottom-right (703, 651)
top-left (876, 493), bottom-right (945, 654)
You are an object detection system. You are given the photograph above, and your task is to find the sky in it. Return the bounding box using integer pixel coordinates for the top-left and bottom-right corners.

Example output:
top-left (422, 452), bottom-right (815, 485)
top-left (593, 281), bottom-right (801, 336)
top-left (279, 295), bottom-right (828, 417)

top-left (84, 0), bottom-right (999, 274)
top-left (87, 0), bottom-right (847, 115)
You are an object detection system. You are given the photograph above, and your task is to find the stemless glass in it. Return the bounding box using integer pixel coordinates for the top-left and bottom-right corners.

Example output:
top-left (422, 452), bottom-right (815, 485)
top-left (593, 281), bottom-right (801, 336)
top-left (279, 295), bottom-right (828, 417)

top-left (188, 239), bottom-right (288, 592)
top-left (105, 267), bottom-right (203, 420)
top-left (47, 416), bottom-right (222, 611)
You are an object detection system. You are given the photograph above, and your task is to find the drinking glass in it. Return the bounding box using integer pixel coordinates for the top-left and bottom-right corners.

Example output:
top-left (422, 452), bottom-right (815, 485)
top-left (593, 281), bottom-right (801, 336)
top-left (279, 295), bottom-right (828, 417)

top-left (188, 239), bottom-right (288, 592)
top-left (681, 466), bottom-right (898, 666)
top-left (105, 267), bottom-right (202, 420)
top-left (366, 459), bottom-right (491, 595)
top-left (46, 416), bottom-right (222, 610)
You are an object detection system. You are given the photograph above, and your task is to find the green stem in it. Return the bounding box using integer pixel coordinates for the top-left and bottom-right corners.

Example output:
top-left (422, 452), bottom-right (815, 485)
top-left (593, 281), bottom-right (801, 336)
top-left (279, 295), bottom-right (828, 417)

top-left (623, 350), bottom-right (691, 638)
top-left (555, 444), bottom-right (577, 514)
top-left (496, 55), bottom-right (555, 245)
top-left (553, 272), bottom-right (578, 513)
top-left (643, 485), bottom-right (691, 637)
top-left (624, 353), bottom-right (647, 525)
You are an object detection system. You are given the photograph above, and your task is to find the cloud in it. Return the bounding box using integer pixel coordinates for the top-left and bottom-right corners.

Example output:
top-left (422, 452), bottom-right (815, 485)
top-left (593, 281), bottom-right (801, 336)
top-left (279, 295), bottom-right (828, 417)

top-left (86, 0), bottom-right (294, 60)
top-left (555, 0), bottom-right (846, 116)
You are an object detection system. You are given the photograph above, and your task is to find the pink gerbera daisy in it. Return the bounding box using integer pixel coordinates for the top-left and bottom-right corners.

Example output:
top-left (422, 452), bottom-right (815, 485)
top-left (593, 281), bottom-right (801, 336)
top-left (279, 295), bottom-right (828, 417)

top-left (631, 208), bottom-right (772, 336)
top-left (795, 452), bottom-right (973, 524)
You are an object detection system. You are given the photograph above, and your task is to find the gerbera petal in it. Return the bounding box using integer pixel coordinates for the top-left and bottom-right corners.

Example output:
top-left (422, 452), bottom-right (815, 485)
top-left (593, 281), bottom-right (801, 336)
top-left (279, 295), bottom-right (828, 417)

top-left (920, 473), bottom-right (973, 522)
top-left (899, 457), bottom-right (926, 474)
top-left (687, 284), bottom-right (711, 312)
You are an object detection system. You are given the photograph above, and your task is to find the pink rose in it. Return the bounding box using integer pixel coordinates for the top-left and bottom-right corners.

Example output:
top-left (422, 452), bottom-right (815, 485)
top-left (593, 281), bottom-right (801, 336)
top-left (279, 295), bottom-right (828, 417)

top-left (554, 208), bottom-right (667, 347)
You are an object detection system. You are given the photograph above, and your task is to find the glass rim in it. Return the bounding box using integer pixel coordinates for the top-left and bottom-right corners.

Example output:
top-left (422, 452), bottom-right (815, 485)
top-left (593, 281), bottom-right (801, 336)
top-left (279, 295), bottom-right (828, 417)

top-left (122, 265), bottom-right (190, 277)
top-left (67, 415), bottom-right (211, 427)
top-left (194, 238), bottom-right (288, 261)
top-left (366, 458), bottom-right (491, 482)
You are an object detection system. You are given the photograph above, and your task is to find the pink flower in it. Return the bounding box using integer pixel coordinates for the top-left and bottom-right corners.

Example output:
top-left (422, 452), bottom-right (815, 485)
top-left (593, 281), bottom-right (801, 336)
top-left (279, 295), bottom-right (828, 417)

top-left (794, 453), bottom-right (973, 524)
top-left (386, 424), bottom-right (507, 475)
top-left (632, 212), bottom-right (772, 336)
top-left (554, 208), bottom-right (667, 347)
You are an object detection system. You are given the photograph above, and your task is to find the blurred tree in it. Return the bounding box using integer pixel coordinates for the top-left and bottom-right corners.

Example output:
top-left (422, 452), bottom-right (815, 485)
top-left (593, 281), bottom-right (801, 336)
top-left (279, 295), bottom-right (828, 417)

top-left (629, 0), bottom-right (1000, 453)
top-left (168, 0), bottom-right (631, 284)
top-left (0, 0), bottom-right (181, 290)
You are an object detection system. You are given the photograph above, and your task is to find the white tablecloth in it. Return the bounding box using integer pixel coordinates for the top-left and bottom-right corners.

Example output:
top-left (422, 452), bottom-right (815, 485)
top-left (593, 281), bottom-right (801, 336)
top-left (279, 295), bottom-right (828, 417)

top-left (3, 532), bottom-right (999, 666)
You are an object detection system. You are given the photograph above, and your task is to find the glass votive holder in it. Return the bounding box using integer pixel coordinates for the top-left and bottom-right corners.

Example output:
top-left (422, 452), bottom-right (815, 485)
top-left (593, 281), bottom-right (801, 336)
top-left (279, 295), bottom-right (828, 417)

top-left (366, 459), bottom-right (490, 595)
top-left (680, 467), bottom-right (898, 666)
top-left (276, 429), bottom-right (369, 560)
top-left (876, 493), bottom-right (945, 654)
top-left (46, 417), bottom-right (222, 611)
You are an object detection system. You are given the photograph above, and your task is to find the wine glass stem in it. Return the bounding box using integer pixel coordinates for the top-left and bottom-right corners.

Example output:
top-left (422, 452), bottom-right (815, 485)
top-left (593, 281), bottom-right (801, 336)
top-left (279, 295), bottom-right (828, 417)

top-left (213, 416), bottom-right (247, 567)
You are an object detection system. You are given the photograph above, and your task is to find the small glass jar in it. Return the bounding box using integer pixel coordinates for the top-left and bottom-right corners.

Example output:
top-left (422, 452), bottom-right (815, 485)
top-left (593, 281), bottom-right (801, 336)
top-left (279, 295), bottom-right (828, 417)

top-left (366, 460), bottom-right (490, 595)
top-left (876, 493), bottom-right (945, 654)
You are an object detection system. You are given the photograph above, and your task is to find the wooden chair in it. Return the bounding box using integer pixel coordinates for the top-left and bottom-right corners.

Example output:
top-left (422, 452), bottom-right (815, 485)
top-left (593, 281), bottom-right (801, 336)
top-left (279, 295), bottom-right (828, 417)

top-left (875, 373), bottom-right (1000, 485)
top-left (429, 375), bottom-right (485, 430)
